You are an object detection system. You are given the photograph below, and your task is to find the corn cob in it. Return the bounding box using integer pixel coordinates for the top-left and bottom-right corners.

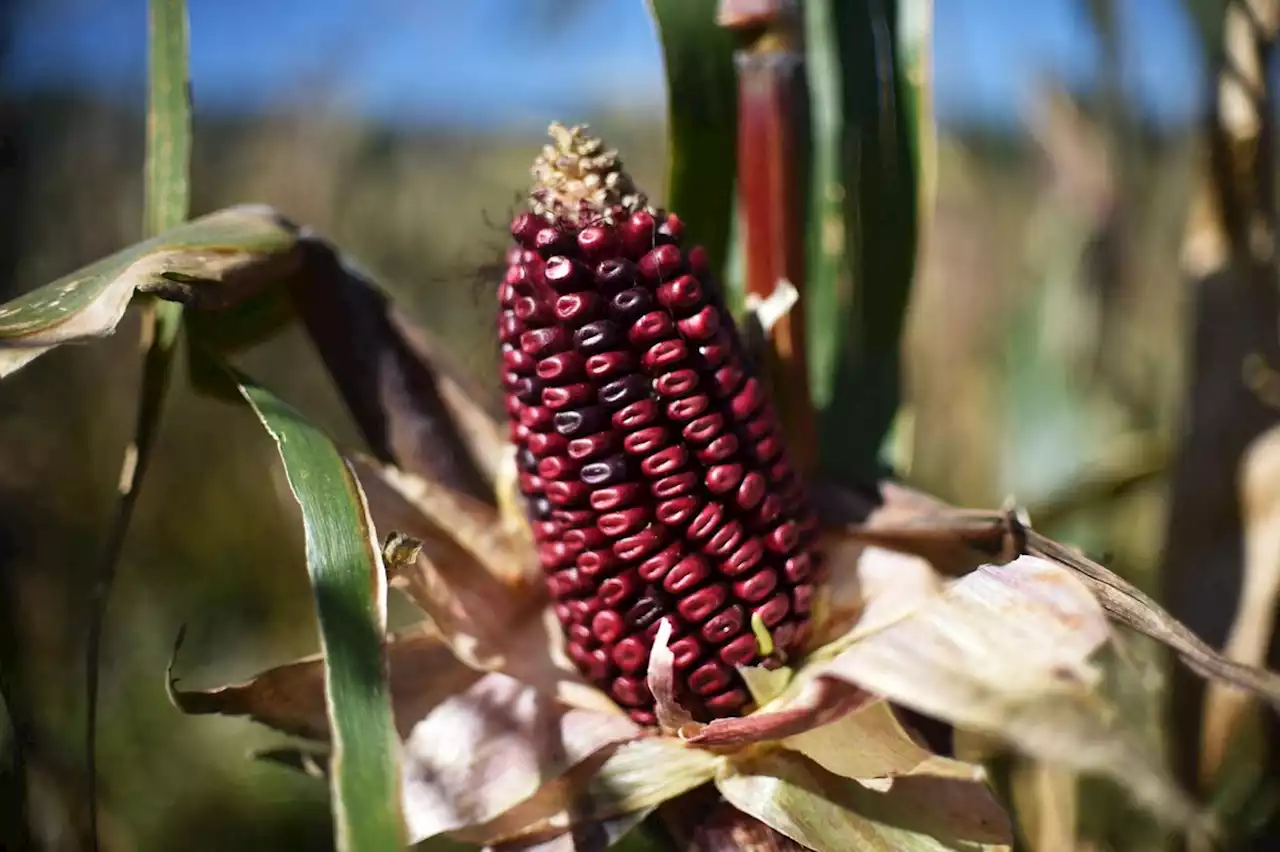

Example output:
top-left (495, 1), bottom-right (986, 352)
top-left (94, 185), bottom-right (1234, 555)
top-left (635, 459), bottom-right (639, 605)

top-left (500, 123), bottom-right (822, 724)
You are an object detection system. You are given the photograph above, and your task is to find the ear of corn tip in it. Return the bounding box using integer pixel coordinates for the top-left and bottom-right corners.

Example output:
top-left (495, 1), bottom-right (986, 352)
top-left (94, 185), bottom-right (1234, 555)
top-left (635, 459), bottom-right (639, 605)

top-left (500, 123), bottom-right (823, 725)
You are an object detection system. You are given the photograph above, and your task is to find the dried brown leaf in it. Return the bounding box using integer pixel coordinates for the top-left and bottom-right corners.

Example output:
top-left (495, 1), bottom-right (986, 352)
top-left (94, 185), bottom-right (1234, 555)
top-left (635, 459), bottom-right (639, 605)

top-left (716, 750), bottom-right (1011, 851)
top-left (400, 671), bottom-right (640, 843)
top-left (168, 625), bottom-right (477, 740)
top-left (812, 555), bottom-right (1201, 829)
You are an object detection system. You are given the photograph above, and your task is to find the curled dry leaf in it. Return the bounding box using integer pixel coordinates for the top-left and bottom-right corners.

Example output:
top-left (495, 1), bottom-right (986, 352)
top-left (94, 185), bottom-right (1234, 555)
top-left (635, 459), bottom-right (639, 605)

top-left (0, 205), bottom-right (301, 378)
top-left (811, 553), bottom-right (1202, 829)
top-left (647, 618), bottom-right (697, 736)
top-left (168, 625), bottom-right (478, 740)
top-left (400, 670), bottom-right (718, 848)
top-left (716, 750), bottom-right (1011, 852)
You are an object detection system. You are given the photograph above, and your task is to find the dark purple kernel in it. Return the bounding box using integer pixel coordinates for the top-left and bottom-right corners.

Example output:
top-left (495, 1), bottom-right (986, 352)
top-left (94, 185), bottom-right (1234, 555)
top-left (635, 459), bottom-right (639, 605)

top-left (581, 455), bottom-right (631, 486)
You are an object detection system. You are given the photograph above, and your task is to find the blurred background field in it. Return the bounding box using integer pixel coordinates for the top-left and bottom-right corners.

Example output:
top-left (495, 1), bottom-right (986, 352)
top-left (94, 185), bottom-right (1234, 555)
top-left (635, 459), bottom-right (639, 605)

top-left (0, 0), bottom-right (1247, 849)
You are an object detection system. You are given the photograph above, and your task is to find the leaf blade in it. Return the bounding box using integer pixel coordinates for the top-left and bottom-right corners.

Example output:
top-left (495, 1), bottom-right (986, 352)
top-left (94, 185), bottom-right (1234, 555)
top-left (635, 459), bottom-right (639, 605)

top-left (648, 0), bottom-right (738, 287)
top-left (237, 372), bottom-right (406, 851)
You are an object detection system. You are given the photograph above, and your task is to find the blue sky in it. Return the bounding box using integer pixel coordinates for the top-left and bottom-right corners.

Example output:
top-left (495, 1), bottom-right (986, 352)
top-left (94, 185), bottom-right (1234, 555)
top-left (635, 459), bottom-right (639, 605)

top-left (3, 0), bottom-right (1205, 129)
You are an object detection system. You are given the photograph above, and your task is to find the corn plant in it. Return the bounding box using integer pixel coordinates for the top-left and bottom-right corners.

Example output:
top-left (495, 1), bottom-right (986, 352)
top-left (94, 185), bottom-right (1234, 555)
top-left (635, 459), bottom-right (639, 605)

top-left (4, 1), bottom-right (1280, 850)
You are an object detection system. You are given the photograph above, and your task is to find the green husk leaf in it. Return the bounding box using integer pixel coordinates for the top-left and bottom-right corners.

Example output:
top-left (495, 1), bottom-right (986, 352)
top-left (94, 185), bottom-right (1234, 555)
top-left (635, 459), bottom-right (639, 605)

top-left (717, 750), bottom-right (1011, 851)
top-left (233, 368), bottom-right (406, 851)
top-left (648, 0), bottom-right (738, 287)
top-left (804, 0), bottom-right (922, 483)
top-left (0, 205), bottom-right (300, 378)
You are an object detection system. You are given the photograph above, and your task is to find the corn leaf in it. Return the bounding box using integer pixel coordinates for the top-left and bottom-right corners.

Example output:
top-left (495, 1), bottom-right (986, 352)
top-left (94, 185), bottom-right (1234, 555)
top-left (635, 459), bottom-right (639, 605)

top-left (804, 0), bottom-right (924, 483)
top-left (648, 0), bottom-right (738, 287)
top-left (717, 750), bottom-right (1010, 851)
top-left (169, 625), bottom-right (479, 741)
top-left (0, 205), bottom-right (299, 379)
top-left (233, 369), bottom-right (406, 851)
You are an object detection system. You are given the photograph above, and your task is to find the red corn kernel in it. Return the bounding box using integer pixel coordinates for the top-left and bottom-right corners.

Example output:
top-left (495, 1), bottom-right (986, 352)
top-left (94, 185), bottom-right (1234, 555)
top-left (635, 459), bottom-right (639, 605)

top-left (542, 383), bottom-right (593, 410)
top-left (554, 291), bottom-right (602, 324)
top-left (793, 583), bottom-right (813, 614)
top-left (657, 274), bottom-right (703, 310)
top-left (654, 368), bottom-right (700, 398)
top-left (623, 426), bottom-right (668, 456)
top-left (698, 332), bottom-right (734, 367)
top-left (592, 610), bottom-right (626, 644)
top-left (651, 471), bottom-right (699, 499)
top-left (552, 508), bottom-right (595, 527)
top-left (568, 432), bottom-right (618, 460)
top-left (666, 393), bottom-right (710, 422)
top-left (598, 507), bottom-right (650, 537)
top-left (589, 483), bottom-right (645, 511)
top-left (706, 463), bottom-right (745, 494)
top-left (754, 434), bottom-right (784, 462)
top-left (755, 593), bottom-right (791, 627)
top-left (640, 445), bottom-right (689, 478)
top-left (514, 296), bottom-right (553, 324)
top-left (628, 311), bottom-right (676, 346)
top-left (577, 225), bottom-right (616, 261)
top-left (733, 568), bottom-right (779, 603)
top-left (696, 433), bottom-right (739, 464)
top-left (511, 212), bottom-right (542, 247)
top-left (783, 553), bottom-right (812, 582)
top-left (545, 479), bottom-right (589, 506)
top-left (521, 326), bottom-right (569, 357)
top-left (655, 496), bottom-right (699, 527)
top-left (765, 521), bottom-right (799, 553)
top-left (639, 244), bottom-right (684, 281)
top-left (613, 526), bottom-right (668, 561)
top-left (612, 637), bottom-right (649, 673)
top-left (663, 554), bottom-right (711, 594)
top-left (719, 634), bottom-right (760, 667)
top-left (688, 660), bottom-right (732, 695)
top-left (568, 623), bottom-right (594, 647)
top-left (574, 320), bottom-right (622, 354)
top-left (577, 549), bottom-right (618, 578)
top-left (703, 521), bottom-right (745, 558)
top-left (702, 605), bottom-right (745, 644)
top-left (642, 339), bottom-right (688, 372)
top-left (668, 635), bottom-right (704, 669)
top-left (682, 413), bottom-right (725, 444)
top-left (687, 502), bottom-right (725, 541)
top-left (678, 305), bottom-right (720, 341)
top-left (526, 431), bottom-right (569, 457)
top-left (534, 227), bottom-right (571, 257)
top-left (638, 543), bottom-right (683, 581)
top-left (599, 569), bottom-right (641, 607)
top-left (537, 455), bottom-right (580, 481)
top-left (619, 210), bottom-right (656, 258)
top-left (704, 689), bottom-right (750, 715)
top-left (712, 364), bottom-right (745, 397)
top-left (563, 526), bottom-right (608, 552)
top-left (585, 351), bottom-right (635, 379)
top-left (678, 583), bottom-right (728, 622)
top-left (722, 537), bottom-right (765, 576)
top-left (613, 398), bottom-right (659, 430)
top-left (544, 256), bottom-right (587, 293)
top-left (611, 676), bottom-right (650, 707)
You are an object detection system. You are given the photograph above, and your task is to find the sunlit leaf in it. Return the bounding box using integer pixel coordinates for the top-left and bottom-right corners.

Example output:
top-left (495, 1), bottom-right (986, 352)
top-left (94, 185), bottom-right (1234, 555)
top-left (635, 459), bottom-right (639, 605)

top-left (648, 0), bottom-right (738, 287)
top-left (803, 0), bottom-right (921, 483)
top-left (0, 205), bottom-right (299, 378)
top-left (235, 371), bottom-right (406, 850)
top-left (813, 554), bottom-right (1202, 829)
top-left (717, 750), bottom-right (1010, 851)
top-left (399, 671), bottom-right (644, 844)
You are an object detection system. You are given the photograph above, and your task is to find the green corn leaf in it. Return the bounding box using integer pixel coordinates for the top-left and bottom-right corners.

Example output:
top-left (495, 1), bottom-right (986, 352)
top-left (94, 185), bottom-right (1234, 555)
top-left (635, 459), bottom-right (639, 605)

top-left (234, 366), bottom-right (406, 851)
top-left (648, 0), bottom-right (738, 288)
top-left (804, 0), bottom-right (930, 485)
top-left (0, 205), bottom-right (300, 379)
